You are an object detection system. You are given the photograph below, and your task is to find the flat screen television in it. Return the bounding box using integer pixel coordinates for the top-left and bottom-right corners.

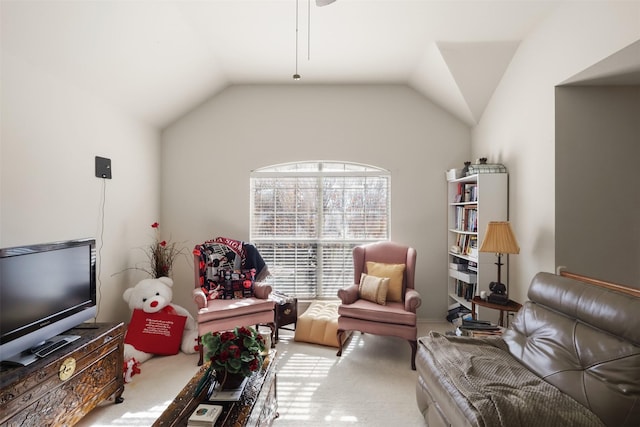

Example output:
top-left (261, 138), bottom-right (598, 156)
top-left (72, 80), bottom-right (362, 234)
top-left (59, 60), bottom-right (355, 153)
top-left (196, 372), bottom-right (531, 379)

top-left (0, 238), bottom-right (97, 365)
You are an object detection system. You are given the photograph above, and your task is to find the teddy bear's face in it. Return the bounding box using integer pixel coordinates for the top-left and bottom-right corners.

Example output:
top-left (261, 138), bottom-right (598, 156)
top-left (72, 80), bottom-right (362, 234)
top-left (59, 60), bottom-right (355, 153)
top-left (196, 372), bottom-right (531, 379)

top-left (123, 277), bottom-right (174, 314)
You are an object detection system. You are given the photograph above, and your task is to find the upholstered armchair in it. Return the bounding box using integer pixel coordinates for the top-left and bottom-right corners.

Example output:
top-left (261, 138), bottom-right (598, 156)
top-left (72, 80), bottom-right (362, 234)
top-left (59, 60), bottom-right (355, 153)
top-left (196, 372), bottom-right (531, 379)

top-left (192, 239), bottom-right (276, 365)
top-left (336, 241), bottom-right (421, 370)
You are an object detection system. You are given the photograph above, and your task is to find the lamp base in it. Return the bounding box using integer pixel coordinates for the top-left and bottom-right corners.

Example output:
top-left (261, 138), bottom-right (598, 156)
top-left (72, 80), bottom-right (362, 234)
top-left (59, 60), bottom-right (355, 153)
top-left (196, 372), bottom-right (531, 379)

top-left (488, 293), bottom-right (509, 305)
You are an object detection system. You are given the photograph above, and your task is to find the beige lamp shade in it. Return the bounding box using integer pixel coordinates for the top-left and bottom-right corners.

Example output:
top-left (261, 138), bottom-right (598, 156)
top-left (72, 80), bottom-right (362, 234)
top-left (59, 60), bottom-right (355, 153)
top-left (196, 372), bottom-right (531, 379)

top-left (479, 222), bottom-right (520, 254)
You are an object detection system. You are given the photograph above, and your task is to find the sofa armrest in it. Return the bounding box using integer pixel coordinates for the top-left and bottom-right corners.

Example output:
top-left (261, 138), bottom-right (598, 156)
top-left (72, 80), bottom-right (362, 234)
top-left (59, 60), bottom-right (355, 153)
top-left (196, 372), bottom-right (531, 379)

top-left (193, 288), bottom-right (208, 309)
top-left (338, 284), bottom-right (360, 304)
top-left (253, 283), bottom-right (272, 299)
top-left (405, 289), bottom-right (421, 312)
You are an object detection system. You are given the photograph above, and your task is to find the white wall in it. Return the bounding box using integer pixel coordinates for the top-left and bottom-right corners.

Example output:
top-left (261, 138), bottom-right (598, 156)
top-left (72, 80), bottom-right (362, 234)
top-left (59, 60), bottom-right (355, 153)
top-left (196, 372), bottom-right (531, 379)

top-left (162, 84), bottom-right (471, 320)
top-left (473, 2), bottom-right (640, 303)
top-left (1, 51), bottom-right (161, 323)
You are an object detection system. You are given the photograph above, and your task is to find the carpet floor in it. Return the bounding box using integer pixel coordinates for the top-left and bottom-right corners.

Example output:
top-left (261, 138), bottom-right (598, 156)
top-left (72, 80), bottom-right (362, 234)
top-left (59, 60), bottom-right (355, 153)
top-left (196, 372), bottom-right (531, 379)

top-left (77, 321), bottom-right (450, 426)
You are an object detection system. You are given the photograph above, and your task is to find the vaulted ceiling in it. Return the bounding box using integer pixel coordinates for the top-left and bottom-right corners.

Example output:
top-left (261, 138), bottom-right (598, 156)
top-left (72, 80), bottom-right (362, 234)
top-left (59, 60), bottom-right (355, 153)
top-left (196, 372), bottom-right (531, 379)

top-left (1, 1), bottom-right (563, 128)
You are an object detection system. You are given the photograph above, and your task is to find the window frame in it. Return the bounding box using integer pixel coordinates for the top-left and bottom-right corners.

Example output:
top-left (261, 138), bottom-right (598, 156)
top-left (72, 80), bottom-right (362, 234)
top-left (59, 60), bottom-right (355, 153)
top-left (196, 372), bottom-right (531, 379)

top-left (250, 161), bottom-right (391, 298)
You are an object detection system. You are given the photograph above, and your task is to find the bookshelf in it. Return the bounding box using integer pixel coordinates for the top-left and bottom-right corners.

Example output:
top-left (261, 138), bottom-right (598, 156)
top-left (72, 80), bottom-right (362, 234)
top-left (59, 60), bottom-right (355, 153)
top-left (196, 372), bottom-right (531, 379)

top-left (447, 173), bottom-right (508, 314)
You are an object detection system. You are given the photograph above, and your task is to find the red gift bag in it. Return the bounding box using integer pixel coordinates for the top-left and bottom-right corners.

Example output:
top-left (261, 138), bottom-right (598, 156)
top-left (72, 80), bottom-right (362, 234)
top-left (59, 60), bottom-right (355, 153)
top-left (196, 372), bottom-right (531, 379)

top-left (124, 308), bottom-right (187, 355)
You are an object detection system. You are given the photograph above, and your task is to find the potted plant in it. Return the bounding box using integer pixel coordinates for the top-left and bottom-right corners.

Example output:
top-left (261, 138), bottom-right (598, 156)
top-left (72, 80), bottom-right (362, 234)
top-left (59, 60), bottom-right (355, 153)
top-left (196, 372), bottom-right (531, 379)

top-left (144, 222), bottom-right (186, 278)
top-left (202, 326), bottom-right (266, 389)
top-left (115, 221), bottom-right (187, 279)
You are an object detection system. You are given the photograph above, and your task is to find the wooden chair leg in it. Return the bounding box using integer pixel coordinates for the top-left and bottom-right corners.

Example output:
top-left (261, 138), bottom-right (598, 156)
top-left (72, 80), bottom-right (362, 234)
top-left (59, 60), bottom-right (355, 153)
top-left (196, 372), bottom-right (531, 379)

top-left (267, 322), bottom-right (276, 348)
top-left (409, 339), bottom-right (417, 371)
top-left (197, 336), bottom-right (204, 366)
top-left (336, 329), bottom-right (345, 356)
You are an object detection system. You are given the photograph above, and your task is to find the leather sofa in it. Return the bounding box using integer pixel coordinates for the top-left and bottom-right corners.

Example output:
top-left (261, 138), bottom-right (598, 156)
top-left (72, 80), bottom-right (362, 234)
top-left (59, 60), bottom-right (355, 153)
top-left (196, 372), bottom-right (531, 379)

top-left (416, 271), bottom-right (640, 427)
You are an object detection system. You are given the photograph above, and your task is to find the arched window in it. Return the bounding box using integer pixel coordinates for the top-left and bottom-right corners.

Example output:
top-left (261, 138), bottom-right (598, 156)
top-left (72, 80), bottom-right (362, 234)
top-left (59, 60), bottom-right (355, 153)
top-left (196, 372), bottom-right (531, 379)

top-left (250, 161), bottom-right (391, 298)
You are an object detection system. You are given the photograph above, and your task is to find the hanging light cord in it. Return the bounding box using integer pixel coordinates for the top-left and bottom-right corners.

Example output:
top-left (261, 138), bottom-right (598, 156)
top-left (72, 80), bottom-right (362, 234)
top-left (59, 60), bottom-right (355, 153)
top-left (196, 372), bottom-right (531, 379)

top-left (308, 0), bottom-right (311, 60)
top-left (293, 0), bottom-right (300, 79)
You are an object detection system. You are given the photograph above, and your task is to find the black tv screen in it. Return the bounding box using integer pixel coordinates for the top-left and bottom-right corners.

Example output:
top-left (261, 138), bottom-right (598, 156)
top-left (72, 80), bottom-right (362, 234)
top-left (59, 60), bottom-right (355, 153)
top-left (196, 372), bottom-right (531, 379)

top-left (0, 238), bottom-right (97, 364)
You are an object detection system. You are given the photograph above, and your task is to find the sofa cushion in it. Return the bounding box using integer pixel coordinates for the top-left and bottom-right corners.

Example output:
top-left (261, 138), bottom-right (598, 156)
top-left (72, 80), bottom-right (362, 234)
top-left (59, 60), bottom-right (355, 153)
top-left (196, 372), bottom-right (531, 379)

top-left (359, 273), bottom-right (389, 305)
top-left (366, 261), bottom-right (405, 302)
top-left (197, 298), bottom-right (274, 323)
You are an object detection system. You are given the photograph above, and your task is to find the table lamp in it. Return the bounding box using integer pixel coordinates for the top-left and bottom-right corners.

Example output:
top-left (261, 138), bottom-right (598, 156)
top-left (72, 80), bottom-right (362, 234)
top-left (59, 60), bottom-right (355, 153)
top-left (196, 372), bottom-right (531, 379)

top-left (479, 221), bottom-right (520, 305)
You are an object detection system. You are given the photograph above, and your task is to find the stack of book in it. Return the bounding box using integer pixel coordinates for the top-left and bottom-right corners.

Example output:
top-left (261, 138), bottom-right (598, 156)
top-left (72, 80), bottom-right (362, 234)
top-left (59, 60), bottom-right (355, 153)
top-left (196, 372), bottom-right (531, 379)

top-left (458, 319), bottom-right (503, 337)
top-left (446, 302), bottom-right (471, 323)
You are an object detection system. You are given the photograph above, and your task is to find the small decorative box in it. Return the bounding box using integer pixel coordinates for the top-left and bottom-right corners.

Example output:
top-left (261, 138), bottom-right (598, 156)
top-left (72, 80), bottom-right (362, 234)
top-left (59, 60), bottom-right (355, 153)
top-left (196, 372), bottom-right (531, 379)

top-left (446, 168), bottom-right (463, 180)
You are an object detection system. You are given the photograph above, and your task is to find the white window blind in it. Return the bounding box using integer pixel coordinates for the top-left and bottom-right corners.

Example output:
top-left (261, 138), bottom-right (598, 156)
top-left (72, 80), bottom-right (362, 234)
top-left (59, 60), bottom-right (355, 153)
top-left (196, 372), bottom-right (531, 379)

top-left (250, 161), bottom-right (390, 299)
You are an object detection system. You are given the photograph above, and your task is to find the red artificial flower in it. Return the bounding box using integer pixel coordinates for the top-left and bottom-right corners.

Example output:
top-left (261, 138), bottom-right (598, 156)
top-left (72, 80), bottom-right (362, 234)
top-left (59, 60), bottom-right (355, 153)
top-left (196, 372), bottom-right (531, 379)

top-left (159, 240), bottom-right (167, 247)
top-left (220, 331), bottom-right (237, 342)
top-left (203, 326), bottom-right (264, 378)
top-left (228, 345), bottom-right (241, 358)
top-left (151, 222), bottom-right (159, 228)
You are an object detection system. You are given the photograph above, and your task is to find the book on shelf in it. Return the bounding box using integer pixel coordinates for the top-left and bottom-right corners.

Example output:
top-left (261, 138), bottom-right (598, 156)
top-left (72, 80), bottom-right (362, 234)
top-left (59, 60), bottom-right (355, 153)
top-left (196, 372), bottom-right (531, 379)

top-left (465, 207), bottom-right (477, 232)
top-left (456, 235), bottom-right (478, 258)
top-left (449, 262), bottom-right (467, 271)
top-left (465, 282), bottom-right (476, 300)
top-left (454, 206), bottom-right (478, 232)
top-left (463, 183), bottom-right (478, 202)
top-left (455, 280), bottom-right (476, 301)
top-left (467, 236), bottom-right (478, 254)
top-left (456, 182), bottom-right (463, 202)
top-left (450, 258), bottom-right (468, 270)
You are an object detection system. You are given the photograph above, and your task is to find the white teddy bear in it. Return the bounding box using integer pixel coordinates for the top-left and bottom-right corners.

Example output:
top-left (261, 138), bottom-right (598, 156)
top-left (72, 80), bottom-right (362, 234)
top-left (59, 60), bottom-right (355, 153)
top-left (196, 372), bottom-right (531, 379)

top-left (122, 276), bottom-right (198, 364)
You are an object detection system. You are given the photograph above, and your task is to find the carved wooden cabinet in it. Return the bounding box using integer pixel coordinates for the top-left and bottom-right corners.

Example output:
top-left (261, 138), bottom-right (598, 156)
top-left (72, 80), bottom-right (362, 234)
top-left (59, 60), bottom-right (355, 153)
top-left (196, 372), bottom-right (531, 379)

top-left (0, 322), bottom-right (125, 426)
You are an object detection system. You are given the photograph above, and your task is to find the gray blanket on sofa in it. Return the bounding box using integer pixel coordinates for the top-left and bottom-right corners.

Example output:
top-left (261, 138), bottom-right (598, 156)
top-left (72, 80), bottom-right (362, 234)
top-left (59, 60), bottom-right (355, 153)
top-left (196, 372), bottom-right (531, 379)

top-left (419, 332), bottom-right (605, 427)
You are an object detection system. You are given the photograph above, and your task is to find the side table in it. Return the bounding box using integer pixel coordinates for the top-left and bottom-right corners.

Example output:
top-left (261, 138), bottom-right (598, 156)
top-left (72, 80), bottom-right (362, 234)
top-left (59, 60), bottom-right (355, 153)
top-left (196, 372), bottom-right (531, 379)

top-left (471, 296), bottom-right (522, 327)
top-left (274, 298), bottom-right (298, 341)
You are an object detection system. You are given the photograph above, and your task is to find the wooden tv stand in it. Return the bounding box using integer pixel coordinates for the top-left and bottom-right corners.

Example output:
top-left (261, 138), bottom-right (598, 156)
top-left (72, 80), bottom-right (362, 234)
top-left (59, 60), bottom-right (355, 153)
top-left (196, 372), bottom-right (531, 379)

top-left (0, 322), bottom-right (125, 426)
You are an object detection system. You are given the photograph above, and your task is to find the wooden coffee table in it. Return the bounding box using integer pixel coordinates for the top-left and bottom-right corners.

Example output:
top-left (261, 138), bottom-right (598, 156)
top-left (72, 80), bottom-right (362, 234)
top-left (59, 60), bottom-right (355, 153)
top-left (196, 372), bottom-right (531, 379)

top-left (153, 350), bottom-right (277, 426)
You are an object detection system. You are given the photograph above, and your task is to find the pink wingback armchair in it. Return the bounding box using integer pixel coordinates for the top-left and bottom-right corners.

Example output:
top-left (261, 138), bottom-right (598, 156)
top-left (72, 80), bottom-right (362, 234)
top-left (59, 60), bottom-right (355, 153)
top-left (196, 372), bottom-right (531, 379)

top-left (336, 241), bottom-right (422, 370)
top-left (192, 253), bottom-right (275, 366)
